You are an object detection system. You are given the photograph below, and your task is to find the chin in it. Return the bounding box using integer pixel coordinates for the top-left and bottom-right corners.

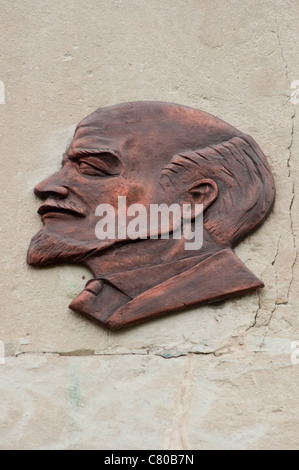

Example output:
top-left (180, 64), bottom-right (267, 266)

top-left (27, 228), bottom-right (117, 267)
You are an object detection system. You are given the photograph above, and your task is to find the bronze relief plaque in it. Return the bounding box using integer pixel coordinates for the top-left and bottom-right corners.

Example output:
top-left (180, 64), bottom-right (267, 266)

top-left (27, 101), bottom-right (275, 329)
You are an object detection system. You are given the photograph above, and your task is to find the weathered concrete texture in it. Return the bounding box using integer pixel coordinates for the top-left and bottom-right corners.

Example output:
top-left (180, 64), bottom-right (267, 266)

top-left (0, 0), bottom-right (299, 449)
top-left (0, 353), bottom-right (298, 450)
top-left (0, 355), bottom-right (185, 450)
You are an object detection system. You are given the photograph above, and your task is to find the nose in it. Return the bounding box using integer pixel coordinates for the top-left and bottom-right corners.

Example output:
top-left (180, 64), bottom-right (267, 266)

top-left (34, 171), bottom-right (69, 199)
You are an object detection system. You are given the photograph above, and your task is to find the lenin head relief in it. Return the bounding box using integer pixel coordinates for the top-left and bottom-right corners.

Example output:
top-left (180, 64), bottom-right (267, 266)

top-left (27, 101), bottom-right (275, 329)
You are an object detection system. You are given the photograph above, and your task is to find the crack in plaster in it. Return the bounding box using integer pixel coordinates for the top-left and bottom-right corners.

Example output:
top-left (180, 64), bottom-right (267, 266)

top-left (253, 19), bottom-right (297, 336)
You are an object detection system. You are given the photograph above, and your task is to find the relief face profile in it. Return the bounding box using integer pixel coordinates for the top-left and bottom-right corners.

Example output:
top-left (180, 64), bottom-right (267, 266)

top-left (27, 101), bottom-right (275, 329)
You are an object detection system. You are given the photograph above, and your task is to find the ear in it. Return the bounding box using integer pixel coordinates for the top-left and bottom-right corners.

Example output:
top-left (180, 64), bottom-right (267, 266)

top-left (183, 179), bottom-right (218, 217)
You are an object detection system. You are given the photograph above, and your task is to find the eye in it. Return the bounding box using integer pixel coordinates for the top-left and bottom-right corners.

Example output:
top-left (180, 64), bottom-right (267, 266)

top-left (78, 161), bottom-right (108, 177)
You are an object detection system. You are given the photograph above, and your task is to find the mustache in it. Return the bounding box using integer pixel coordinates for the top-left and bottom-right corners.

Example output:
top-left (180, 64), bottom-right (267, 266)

top-left (37, 198), bottom-right (86, 217)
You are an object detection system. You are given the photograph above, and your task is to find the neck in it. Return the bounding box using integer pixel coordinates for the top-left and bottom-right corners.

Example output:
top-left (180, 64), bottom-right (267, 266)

top-left (83, 229), bottom-right (223, 278)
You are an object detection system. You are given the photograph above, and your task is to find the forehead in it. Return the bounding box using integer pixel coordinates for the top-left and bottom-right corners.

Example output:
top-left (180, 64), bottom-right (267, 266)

top-left (68, 103), bottom-right (157, 155)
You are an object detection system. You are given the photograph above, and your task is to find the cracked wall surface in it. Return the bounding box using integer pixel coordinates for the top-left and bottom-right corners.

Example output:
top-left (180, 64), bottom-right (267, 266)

top-left (0, 0), bottom-right (299, 450)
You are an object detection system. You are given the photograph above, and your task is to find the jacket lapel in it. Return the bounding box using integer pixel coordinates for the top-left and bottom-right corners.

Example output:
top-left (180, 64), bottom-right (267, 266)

top-left (69, 249), bottom-right (263, 329)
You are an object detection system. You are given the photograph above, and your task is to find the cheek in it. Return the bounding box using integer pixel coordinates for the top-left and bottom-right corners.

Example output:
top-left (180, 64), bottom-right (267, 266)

top-left (87, 180), bottom-right (146, 207)
top-left (81, 178), bottom-right (127, 210)
top-left (81, 177), bottom-right (165, 215)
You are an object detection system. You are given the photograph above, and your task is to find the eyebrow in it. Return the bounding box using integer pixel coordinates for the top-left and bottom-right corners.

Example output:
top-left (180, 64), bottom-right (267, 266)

top-left (66, 148), bottom-right (123, 172)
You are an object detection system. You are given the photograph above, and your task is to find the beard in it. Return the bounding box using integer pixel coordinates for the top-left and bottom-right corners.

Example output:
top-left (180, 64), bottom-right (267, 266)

top-left (27, 227), bottom-right (115, 267)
